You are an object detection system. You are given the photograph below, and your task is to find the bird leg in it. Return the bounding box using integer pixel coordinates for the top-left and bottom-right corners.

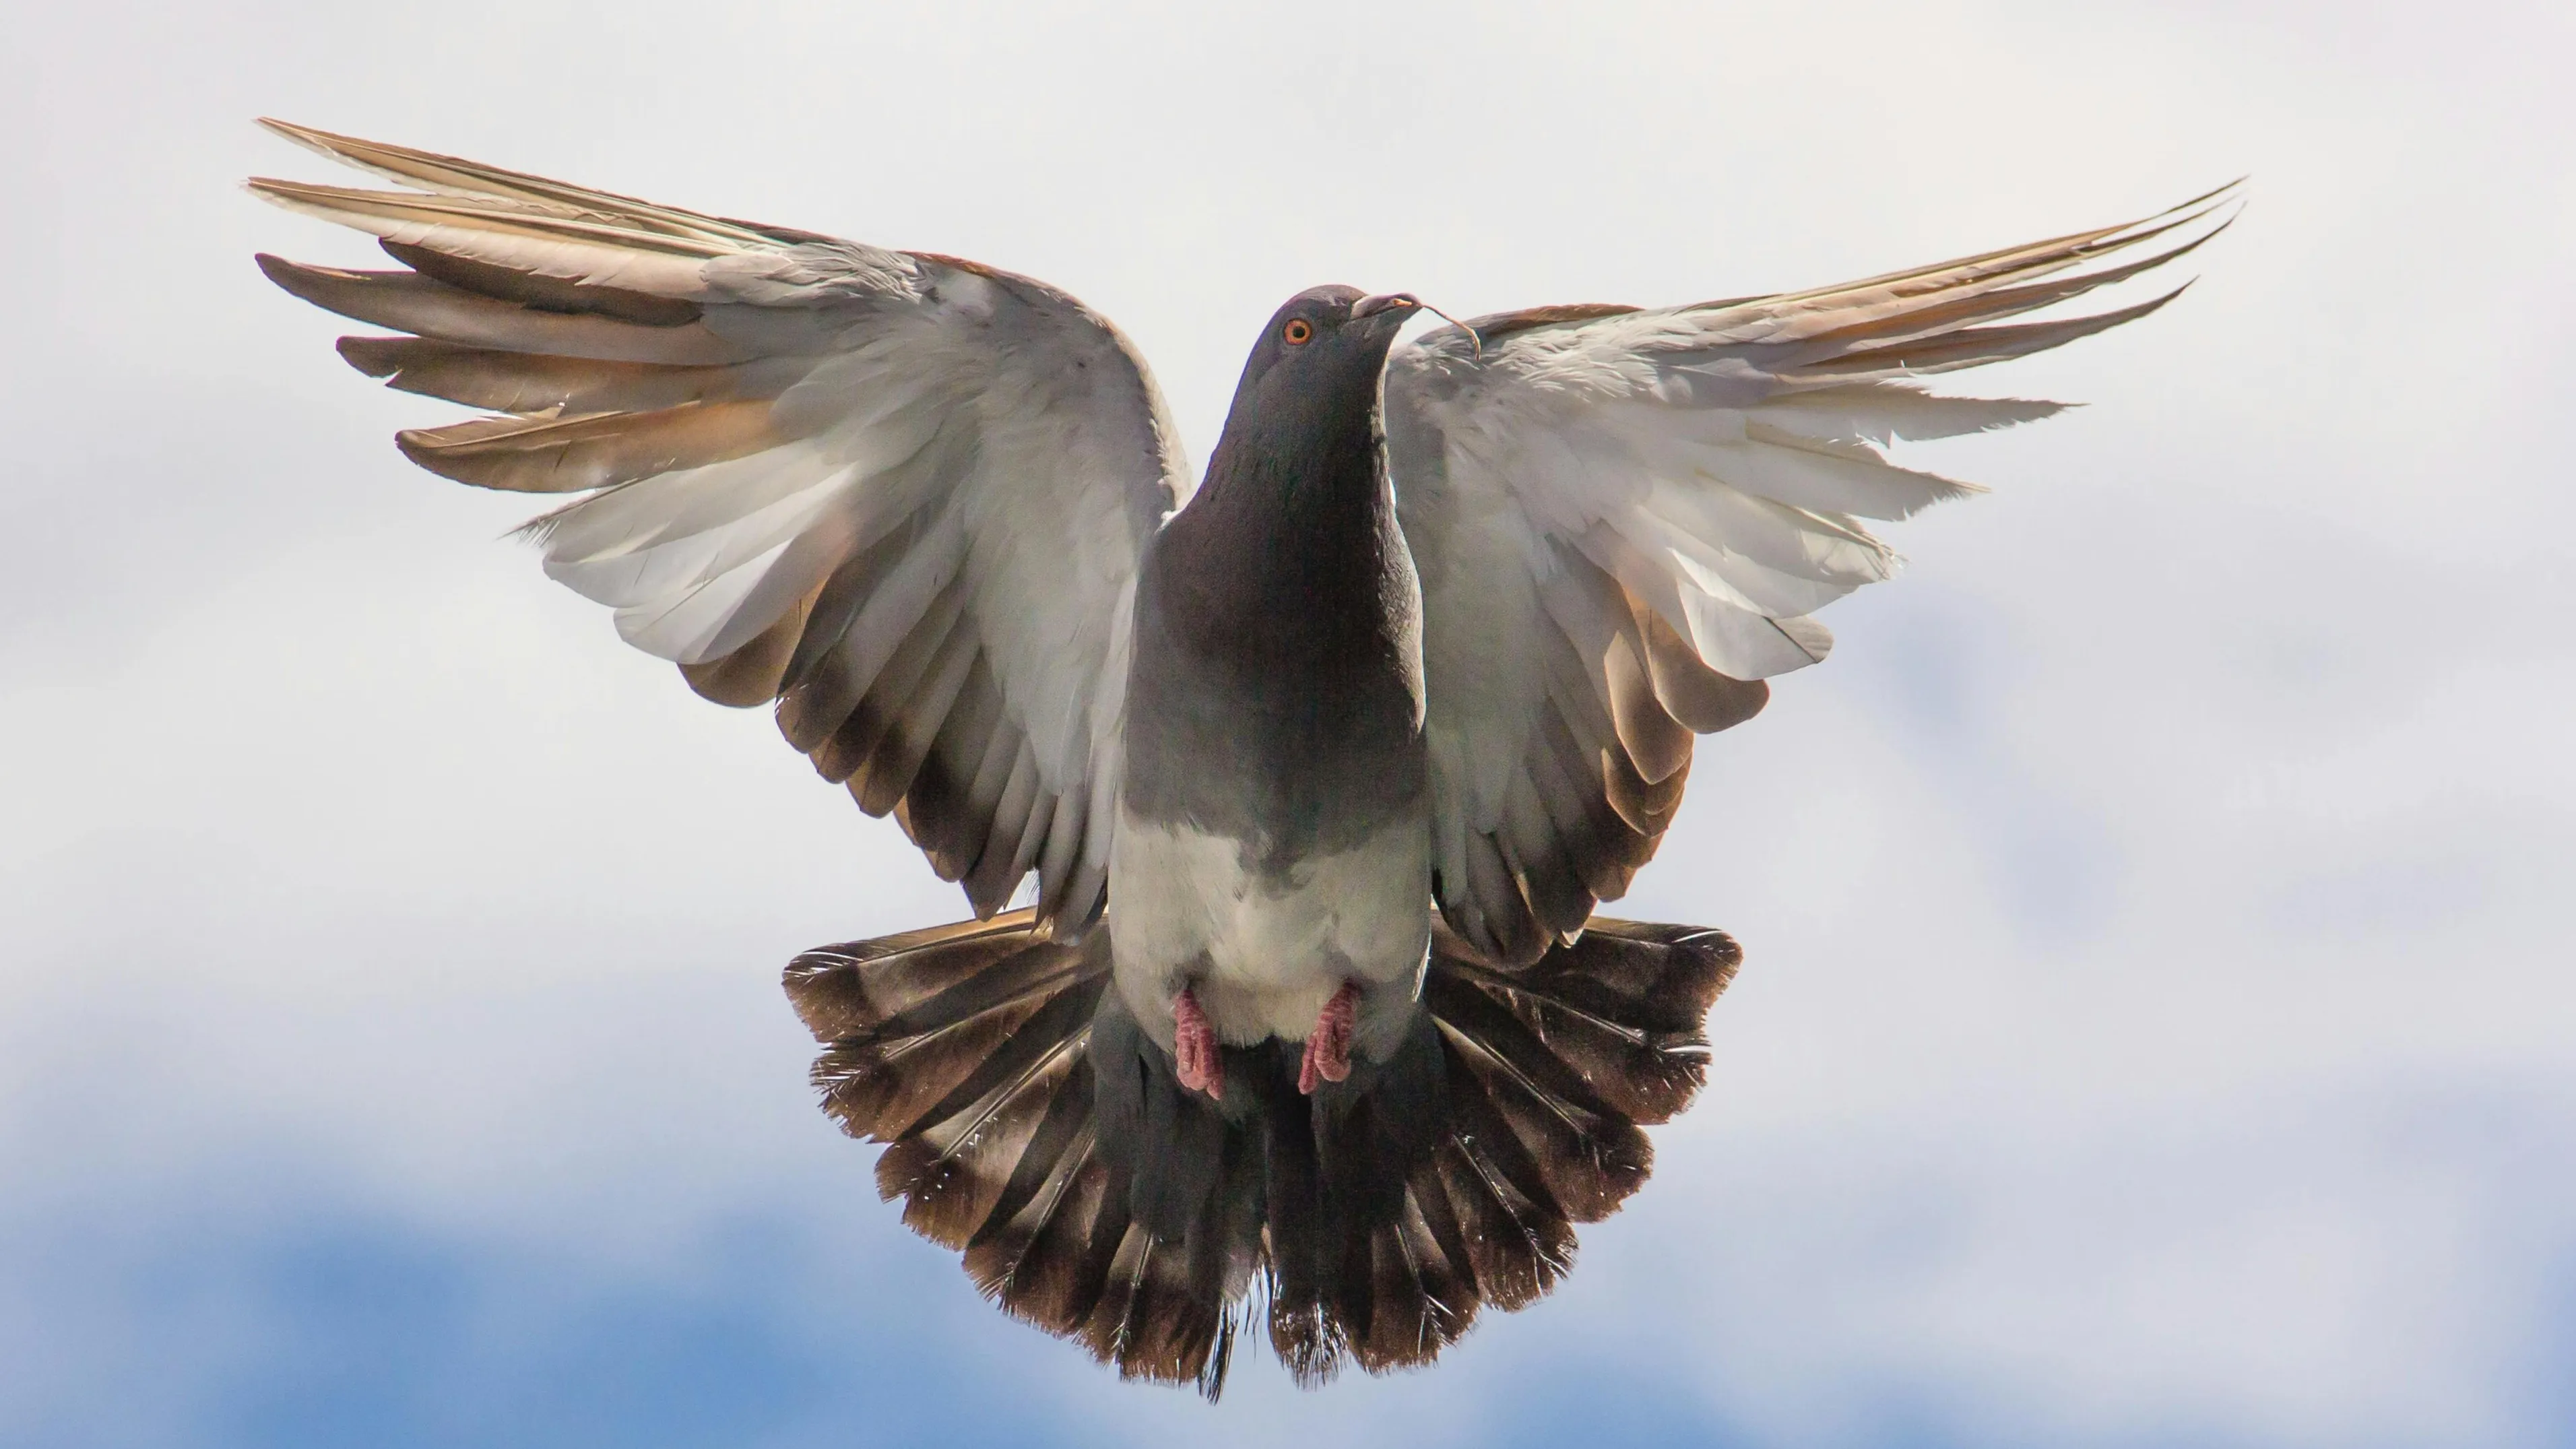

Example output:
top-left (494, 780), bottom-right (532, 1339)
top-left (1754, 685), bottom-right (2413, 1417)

top-left (1173, 986), bottom-right (1223, 1099)
top-left (1297, 980), bottom-right (1361, 1095)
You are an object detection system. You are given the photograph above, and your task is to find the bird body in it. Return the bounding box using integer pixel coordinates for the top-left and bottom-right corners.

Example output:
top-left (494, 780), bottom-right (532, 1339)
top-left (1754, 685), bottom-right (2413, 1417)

top-left (249, 119), bottom-right (2234, 1394)
top-left (1116, 287), bottom-right (1431, 1072)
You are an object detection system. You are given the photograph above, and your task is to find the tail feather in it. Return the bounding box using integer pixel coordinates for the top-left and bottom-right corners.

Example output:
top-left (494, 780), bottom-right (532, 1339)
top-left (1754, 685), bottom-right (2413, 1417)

top-left (1433, 1060), bottom-right (1582, 1310)
top-left (1399, 1152), bottom-right (1487, 1338)
top-left (1429, 917), bottom-right (1735, 1125)
top-left (785, 907), bottom-right (1739, 1396)
top-left (1349, 1193), bottom-right (1478, 1374)
top-left (874, 1001), bottom-right (1094, 1251)
top-left (1440, 1012), bottom-right (1652, 1225)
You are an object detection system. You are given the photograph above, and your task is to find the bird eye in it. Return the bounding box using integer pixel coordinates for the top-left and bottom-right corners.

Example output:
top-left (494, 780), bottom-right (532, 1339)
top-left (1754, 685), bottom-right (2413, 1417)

top-left (1283, 317), bottom-right (1314, 345)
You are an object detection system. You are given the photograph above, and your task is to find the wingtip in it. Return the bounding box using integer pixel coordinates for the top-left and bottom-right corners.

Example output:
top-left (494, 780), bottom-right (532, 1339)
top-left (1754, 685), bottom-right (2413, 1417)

top-left (2096, 181), bottom-right (2246, 261)
top-left (2194, 179), bottom-right (2251, 234)
top-left (242, 175), bottom-right (329, 216)
top-left (249, 249), bottom-right (340, 287)
top-left (2172, 175), bottom-right (2249, 213)
top-left (2144, 277), bottom-right (2197, 309)
top-left (257, 116), bottom-right (373, 150)
top-left (255, 116), bottom-right (354, 165)
top-left (332, 334), bottom-right (404, 379)
top-left (2149, 176), bottom-right (2249, 231)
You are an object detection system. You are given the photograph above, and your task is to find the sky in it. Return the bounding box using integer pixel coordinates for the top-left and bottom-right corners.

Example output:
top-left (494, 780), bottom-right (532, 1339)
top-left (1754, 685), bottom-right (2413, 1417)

top-left (4, 1), bottom-right (2573, 1445)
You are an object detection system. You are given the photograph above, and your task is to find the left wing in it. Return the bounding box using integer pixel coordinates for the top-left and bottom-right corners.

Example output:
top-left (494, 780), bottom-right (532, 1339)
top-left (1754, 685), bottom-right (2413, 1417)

top-left (1387, 185), bottom-right (2239, 963)
top-left (250, 121), bottom-right (1192, 935)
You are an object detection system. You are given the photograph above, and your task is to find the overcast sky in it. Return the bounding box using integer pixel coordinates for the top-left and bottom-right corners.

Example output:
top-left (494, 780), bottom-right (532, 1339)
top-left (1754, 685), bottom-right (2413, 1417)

top-left (5, 2), bottom-right (2572, 1446)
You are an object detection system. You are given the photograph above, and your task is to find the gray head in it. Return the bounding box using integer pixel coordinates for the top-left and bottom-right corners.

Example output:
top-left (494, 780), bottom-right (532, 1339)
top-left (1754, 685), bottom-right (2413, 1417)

top-left (1215, 285), bottom-right (1423, 452)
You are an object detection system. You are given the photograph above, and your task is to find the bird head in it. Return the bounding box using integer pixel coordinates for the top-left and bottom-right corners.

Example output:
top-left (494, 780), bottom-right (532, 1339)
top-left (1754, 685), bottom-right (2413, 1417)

top-left (1223, 285), bottom-right (1423, 426)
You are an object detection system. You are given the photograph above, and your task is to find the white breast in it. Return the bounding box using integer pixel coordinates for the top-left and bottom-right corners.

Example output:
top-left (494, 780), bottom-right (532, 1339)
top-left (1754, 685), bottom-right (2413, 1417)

top-left (1107, 810), bottom-right (1431, 1047)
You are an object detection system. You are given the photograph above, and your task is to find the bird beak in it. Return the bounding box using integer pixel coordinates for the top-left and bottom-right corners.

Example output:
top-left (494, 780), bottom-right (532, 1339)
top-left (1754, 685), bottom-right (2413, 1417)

top-left (1351, 292), bottom-right (1422, 321)
top-left (1353, 292), bottom-right (1481, 357)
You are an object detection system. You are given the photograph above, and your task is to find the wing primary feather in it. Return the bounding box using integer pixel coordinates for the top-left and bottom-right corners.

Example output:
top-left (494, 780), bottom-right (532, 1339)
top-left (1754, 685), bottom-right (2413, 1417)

top-left (393, 399), bottom-right (779, 494)
top-left (336, 336), bottom-right (769, 416)
top-left (256, 117), bottom-right (785, 248)
top-left (256, 254), bottom-right (748, 364)
top-left (381, 238), bottom-right (703, 326)
top-left (1797, 284), bottom-right (2193, 379)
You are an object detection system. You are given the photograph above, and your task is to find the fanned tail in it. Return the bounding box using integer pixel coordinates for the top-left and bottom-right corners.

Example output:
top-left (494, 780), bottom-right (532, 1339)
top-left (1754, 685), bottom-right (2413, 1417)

top-left (783, 913), bottom-right (1243, 1398)
top-left (785, 909), bottom-right (1738, 1395)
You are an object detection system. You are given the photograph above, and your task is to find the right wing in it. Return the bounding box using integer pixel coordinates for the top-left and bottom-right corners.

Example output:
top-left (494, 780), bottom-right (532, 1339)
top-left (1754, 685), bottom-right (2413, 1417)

top-left (1388, 187), bottom-right (2238, 962)
top-left (251, 121), bottom-right (1190, 935)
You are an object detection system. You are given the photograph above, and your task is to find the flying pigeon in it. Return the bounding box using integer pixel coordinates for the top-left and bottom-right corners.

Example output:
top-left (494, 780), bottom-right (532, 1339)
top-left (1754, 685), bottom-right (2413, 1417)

top-left (249, 119), bottom-right (2234, 1395)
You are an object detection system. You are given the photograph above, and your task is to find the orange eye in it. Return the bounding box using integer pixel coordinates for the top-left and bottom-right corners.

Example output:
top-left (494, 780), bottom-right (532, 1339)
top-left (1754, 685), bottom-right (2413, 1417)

top-left (1283, 317), bottom-right (1314, 345)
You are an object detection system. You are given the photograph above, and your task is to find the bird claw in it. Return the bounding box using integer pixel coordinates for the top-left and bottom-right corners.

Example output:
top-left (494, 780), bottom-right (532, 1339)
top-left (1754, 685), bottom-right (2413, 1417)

top-left (1298, 981), bottom-right (1360, 1095)
top-left (1173, 986), bottom-right (1223, 1099)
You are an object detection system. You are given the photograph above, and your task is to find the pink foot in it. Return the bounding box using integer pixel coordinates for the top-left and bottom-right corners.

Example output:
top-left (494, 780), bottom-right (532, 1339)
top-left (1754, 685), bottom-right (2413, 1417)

top-left (1173, 986), bottom-right (1223, 1099)
top-left (1298, 981), bottom-right (1361, 1095)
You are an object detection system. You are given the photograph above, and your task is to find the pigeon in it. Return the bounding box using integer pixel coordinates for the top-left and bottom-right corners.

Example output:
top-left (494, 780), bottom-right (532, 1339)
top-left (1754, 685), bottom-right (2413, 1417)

top-left (249, 119), bottom-right (2235, 1395)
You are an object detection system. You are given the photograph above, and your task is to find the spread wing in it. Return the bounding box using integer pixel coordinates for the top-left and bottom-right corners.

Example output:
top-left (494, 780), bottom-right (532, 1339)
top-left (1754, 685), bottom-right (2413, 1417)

top-left (251, 120), bottom-right (1189, 936)
top-left (1388, 185), bottom-right (2239, 964)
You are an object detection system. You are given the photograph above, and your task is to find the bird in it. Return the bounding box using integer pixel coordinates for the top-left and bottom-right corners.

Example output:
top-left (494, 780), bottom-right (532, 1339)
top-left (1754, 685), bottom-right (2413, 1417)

top-left (249, 118), bottom-right (2235, 1396)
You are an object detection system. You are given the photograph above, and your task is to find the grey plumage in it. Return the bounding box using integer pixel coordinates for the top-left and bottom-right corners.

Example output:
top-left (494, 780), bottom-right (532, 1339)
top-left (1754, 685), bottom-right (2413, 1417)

top-left (249, 119), bottom-right (2232, 1394)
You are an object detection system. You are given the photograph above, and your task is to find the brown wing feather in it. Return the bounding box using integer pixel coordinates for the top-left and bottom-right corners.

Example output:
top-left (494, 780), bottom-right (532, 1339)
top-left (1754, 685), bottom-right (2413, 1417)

top-left (254, 254), bottom-right (748, 364)
top-left (336, 337), bottom-right (762, 414)
top-left (393, 399), bottom-right (781, 493)
top-left (1441, 545), bottom-right (1758, 965)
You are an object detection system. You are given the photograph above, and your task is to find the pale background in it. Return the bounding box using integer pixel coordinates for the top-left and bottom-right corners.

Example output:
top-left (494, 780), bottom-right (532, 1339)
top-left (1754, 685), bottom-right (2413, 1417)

top-left (5, 3), bottom-right (2571, 1445)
